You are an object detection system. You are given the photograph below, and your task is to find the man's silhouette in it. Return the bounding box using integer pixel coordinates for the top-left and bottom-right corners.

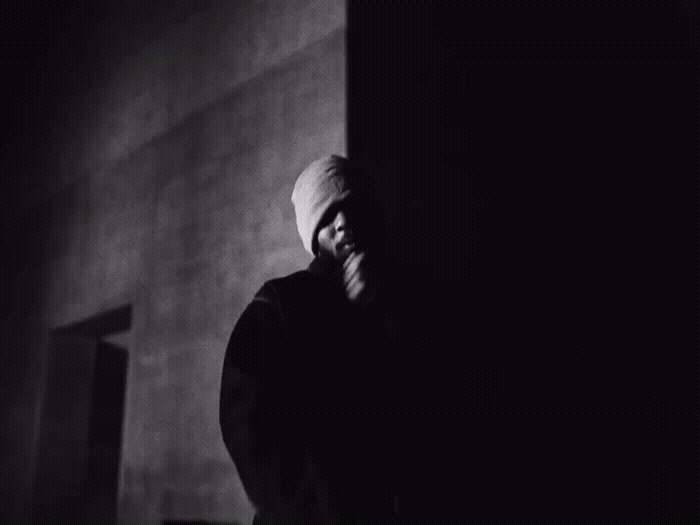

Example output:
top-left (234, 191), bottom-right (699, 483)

top-left (220, 155), bottom-right (407, 524)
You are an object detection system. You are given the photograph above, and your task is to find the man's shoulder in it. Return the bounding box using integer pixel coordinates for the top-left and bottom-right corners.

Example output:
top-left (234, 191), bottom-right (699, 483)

top-left (255, 268), bottom-right (321, 302)
top-left (262, 268), bottom-right (317, 289)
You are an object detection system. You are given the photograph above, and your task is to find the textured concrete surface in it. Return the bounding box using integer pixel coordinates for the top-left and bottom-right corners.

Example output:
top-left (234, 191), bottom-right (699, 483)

top-left (28, 1), bottom-right (345, 523)
top-left (49, 0), bottom-right (345, 202)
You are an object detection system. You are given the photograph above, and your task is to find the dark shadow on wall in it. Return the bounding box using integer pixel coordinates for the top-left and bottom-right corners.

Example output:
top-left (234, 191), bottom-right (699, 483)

top-left (32, 306), bottom-right (131, 524)
top-left (52, 304), bottom-right (133, 339)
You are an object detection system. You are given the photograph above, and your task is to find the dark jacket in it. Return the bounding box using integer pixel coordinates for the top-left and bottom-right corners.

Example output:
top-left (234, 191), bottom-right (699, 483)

top-left (220, 256), bottom-right (411, 524)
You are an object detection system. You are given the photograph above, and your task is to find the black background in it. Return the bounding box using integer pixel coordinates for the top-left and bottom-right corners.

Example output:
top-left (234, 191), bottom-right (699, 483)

top-left (347, 1), bottom-right (696, 522)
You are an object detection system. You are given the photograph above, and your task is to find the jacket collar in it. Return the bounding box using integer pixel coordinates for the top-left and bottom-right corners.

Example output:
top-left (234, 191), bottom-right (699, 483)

top-left (308, 254), bottom-right (338, 277)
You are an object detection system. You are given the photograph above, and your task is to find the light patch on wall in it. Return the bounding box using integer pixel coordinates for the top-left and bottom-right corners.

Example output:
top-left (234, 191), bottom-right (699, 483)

top-left (260, 198), bottom-right (287, 242)
top-left (153, 282), bottom-right (178, 318)
top-left (263, 247), bottom-right (297, 270)
top-left (157, 177), bottom-right (189, 229)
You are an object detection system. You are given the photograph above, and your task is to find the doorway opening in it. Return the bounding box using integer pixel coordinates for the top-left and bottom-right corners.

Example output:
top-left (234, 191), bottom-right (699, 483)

top-left (33, 304), bottom-right (131, 524)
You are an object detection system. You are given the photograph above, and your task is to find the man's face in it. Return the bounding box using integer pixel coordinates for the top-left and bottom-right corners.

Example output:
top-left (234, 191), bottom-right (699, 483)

top-left (316, 199), bottom-right (359, 262)
top-left (317, 197), bottom-right (379, 302)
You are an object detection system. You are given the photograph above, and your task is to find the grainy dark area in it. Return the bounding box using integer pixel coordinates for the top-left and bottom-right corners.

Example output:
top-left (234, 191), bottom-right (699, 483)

top-left (348, 1), bottom-right (696, 522)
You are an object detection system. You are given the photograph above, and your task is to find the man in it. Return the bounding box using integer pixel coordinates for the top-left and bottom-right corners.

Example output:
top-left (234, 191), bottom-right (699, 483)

top-left (220, 155), bottom-right (405, 524)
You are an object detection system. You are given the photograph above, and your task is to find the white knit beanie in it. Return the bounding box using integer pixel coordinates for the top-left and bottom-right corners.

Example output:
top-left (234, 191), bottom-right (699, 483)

top-left (291, 155), bottom-right (353, 256)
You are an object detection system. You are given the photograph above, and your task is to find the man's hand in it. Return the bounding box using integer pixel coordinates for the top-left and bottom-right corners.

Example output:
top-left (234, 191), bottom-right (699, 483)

top-left (342, 251), bottom-right (376, 303)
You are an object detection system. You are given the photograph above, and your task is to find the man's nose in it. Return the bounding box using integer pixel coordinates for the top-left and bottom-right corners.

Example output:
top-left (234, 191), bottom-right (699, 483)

top-left (335, 212), bottom-right (352, 236)
top-left (335, 211), bottom-right (346, 229)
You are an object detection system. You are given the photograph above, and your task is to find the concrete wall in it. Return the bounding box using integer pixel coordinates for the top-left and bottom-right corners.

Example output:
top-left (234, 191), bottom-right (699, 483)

top-left (30, 1), bottom-right (345, 523)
